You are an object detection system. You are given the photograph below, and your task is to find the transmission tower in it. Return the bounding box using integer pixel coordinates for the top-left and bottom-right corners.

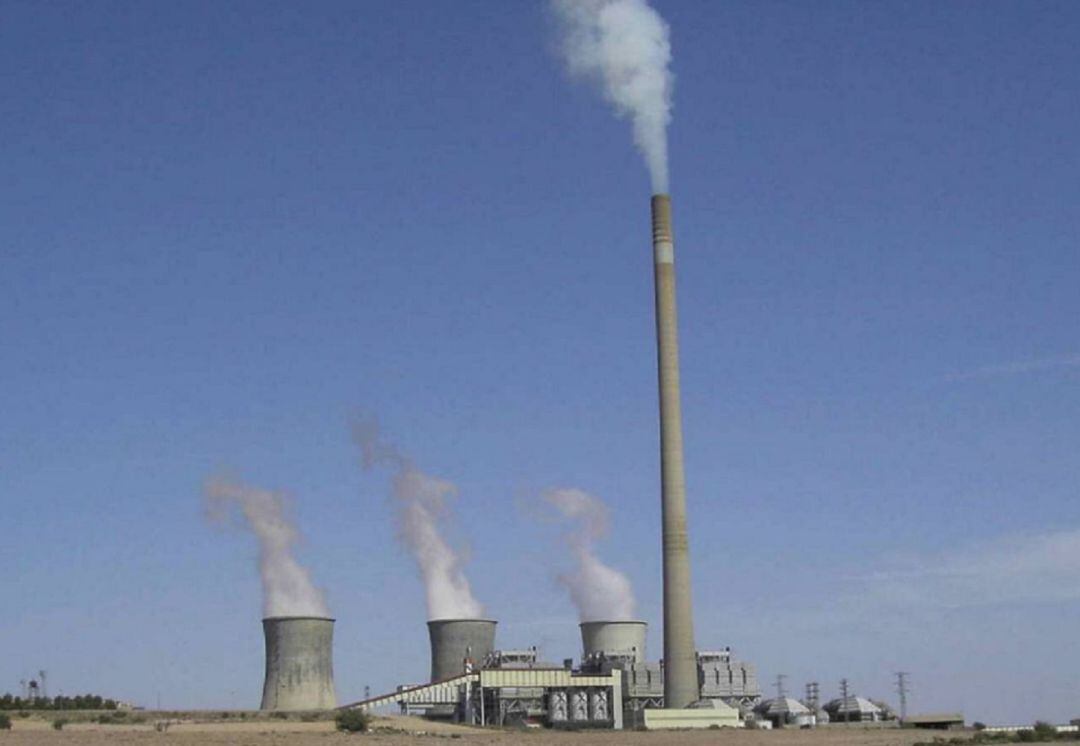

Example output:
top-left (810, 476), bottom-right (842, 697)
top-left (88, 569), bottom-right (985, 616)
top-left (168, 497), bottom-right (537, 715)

top-left (774, 674), bottom-right (787, 698)
top-left (38, 671), bottom-right (47, 700)
top-left (805, 681), bottom-right (820, 710)
top-left (895, 672), bottom-right (910, 722)
top-left (840, 678), bottom-right (850, 724)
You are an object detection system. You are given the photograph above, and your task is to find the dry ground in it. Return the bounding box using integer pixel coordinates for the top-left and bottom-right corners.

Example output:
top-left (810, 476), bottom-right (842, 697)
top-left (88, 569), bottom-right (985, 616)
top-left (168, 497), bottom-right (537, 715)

top-left (2, 714), bottom-right (965, 745)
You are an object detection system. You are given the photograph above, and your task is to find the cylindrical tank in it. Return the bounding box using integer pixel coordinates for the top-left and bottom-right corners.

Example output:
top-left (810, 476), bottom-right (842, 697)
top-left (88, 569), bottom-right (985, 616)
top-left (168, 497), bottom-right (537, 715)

top-left (589, 689), bottom-right (610, 721)
top-left (426, 619), bottom-right (496, 682)
top-left (580, 620), bottom-right (647, 664)
top-left (569, 689), bottom-right (589, 721)
top-left (260, 616), bottom-right (336, 710)
top-left (548, 690), bottom-right (569, 723)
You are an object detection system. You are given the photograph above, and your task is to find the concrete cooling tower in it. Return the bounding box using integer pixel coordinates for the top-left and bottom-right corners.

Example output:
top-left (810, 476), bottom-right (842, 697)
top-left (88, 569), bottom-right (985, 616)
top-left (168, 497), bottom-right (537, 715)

top-left (260, 616), bottom-right (336, 710)
top-left (580, 621), bottom-right (647, 664)
top-left (427, 619), bottom-right (497, 681)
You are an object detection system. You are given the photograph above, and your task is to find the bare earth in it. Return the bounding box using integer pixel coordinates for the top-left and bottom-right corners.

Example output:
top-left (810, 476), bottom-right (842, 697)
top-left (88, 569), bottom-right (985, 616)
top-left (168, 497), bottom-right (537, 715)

top-left (3, 715), bottom-right (964, 745)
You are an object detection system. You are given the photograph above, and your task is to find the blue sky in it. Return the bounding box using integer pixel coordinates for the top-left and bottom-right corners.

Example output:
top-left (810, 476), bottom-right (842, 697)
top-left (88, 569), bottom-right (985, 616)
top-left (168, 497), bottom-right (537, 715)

top-left (2, 0), bottom-right (1078, 724)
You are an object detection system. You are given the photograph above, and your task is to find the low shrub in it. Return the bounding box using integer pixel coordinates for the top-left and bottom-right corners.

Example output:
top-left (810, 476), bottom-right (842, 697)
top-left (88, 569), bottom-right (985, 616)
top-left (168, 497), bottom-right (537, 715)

top-left (0, 713), bottom-right (11, 730)
top-left (1034, 722), bottom-right (1058, 739)
top-left (52, 718), bottom-right (67, 731)
top-left (335, 709), bottom-right (371, 733)
top-left (95, 711), bottom-right (131, 724)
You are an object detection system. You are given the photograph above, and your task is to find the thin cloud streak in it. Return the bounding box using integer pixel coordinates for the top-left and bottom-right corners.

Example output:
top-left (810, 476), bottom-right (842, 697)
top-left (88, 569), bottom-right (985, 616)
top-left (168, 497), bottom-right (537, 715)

top-left (944, 353), bottom-right (1080, 382)
top-left (862, 528), bottom-right (1080, 609)
top-left (717, 527), bottom-right (1080, 636)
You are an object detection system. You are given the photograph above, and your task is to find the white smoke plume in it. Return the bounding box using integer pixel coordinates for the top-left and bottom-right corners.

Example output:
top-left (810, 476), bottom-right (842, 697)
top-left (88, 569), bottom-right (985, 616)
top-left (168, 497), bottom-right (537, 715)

top-left (551, 0), bottom-right (674, 193)
top-left (205, 476), bottom-right (330, 619)
top-left (546, 487), bottom-right (636, 621)
top-left (352, 419), bottom-right (484, 620)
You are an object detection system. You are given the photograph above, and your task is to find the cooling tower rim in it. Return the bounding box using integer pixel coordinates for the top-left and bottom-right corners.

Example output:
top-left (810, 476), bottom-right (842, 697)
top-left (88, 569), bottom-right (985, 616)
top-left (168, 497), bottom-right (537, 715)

top-left (579, 619), bottom-right (647, 627)
top-left (262, 615), bottom-right (336, 622)
top-left (427, 618), bottom-right (498, 625)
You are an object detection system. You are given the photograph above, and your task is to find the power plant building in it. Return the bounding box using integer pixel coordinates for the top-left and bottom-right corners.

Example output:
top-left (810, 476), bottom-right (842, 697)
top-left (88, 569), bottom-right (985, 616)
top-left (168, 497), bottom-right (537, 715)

top-left (697, 650), bottom-right (761, 709)
top-left (578, 624), bottom-right (761, 720)
top-left (342, 619), bottom-right (761, 730)
top-left (269, 195), bottom-right (772, 729)
top-left (349, 648), bottom-right (625, 729)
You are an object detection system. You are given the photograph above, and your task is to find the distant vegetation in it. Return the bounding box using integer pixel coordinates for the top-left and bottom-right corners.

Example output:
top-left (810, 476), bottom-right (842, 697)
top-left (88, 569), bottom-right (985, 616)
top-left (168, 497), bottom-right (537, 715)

top-left (0, 694), bottom-right (119, 711)
top-left (915, 722), bottom-right (1078, 745)
top-left (94, 711), bottom-right (146, 725)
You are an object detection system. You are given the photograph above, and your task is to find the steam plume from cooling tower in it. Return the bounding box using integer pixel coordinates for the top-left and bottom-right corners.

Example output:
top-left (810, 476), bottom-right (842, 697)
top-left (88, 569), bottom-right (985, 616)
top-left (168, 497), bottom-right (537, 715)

top-left (551, 0), bottom-right (674, 193)
top-left (546, 487), bottom-right (636, 622)
top-left (352, 419), bottom-right (484, 620)
top-left (205, 476), bottom-right (330, 618)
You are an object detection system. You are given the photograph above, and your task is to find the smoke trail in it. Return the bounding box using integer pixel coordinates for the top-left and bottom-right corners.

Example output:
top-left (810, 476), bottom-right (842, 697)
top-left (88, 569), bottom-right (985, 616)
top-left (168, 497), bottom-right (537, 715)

top-left (205, 476), bottom-right (329, 618)
top-left (546, 487), bottom-right (636, 621)
top-left (352, 419), bottom-right (484, 620)
top-left (551, 0), bottom-right (674, 193)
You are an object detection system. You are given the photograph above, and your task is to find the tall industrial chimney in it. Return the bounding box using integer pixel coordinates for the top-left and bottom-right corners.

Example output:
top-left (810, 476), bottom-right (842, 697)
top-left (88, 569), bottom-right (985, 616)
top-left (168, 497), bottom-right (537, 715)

top-left (261, 616), bottom-right (336, 710)
top-left (427, 619), bottom-right (497, 682)
top-left (650, 194), bottom-right (698, 708)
